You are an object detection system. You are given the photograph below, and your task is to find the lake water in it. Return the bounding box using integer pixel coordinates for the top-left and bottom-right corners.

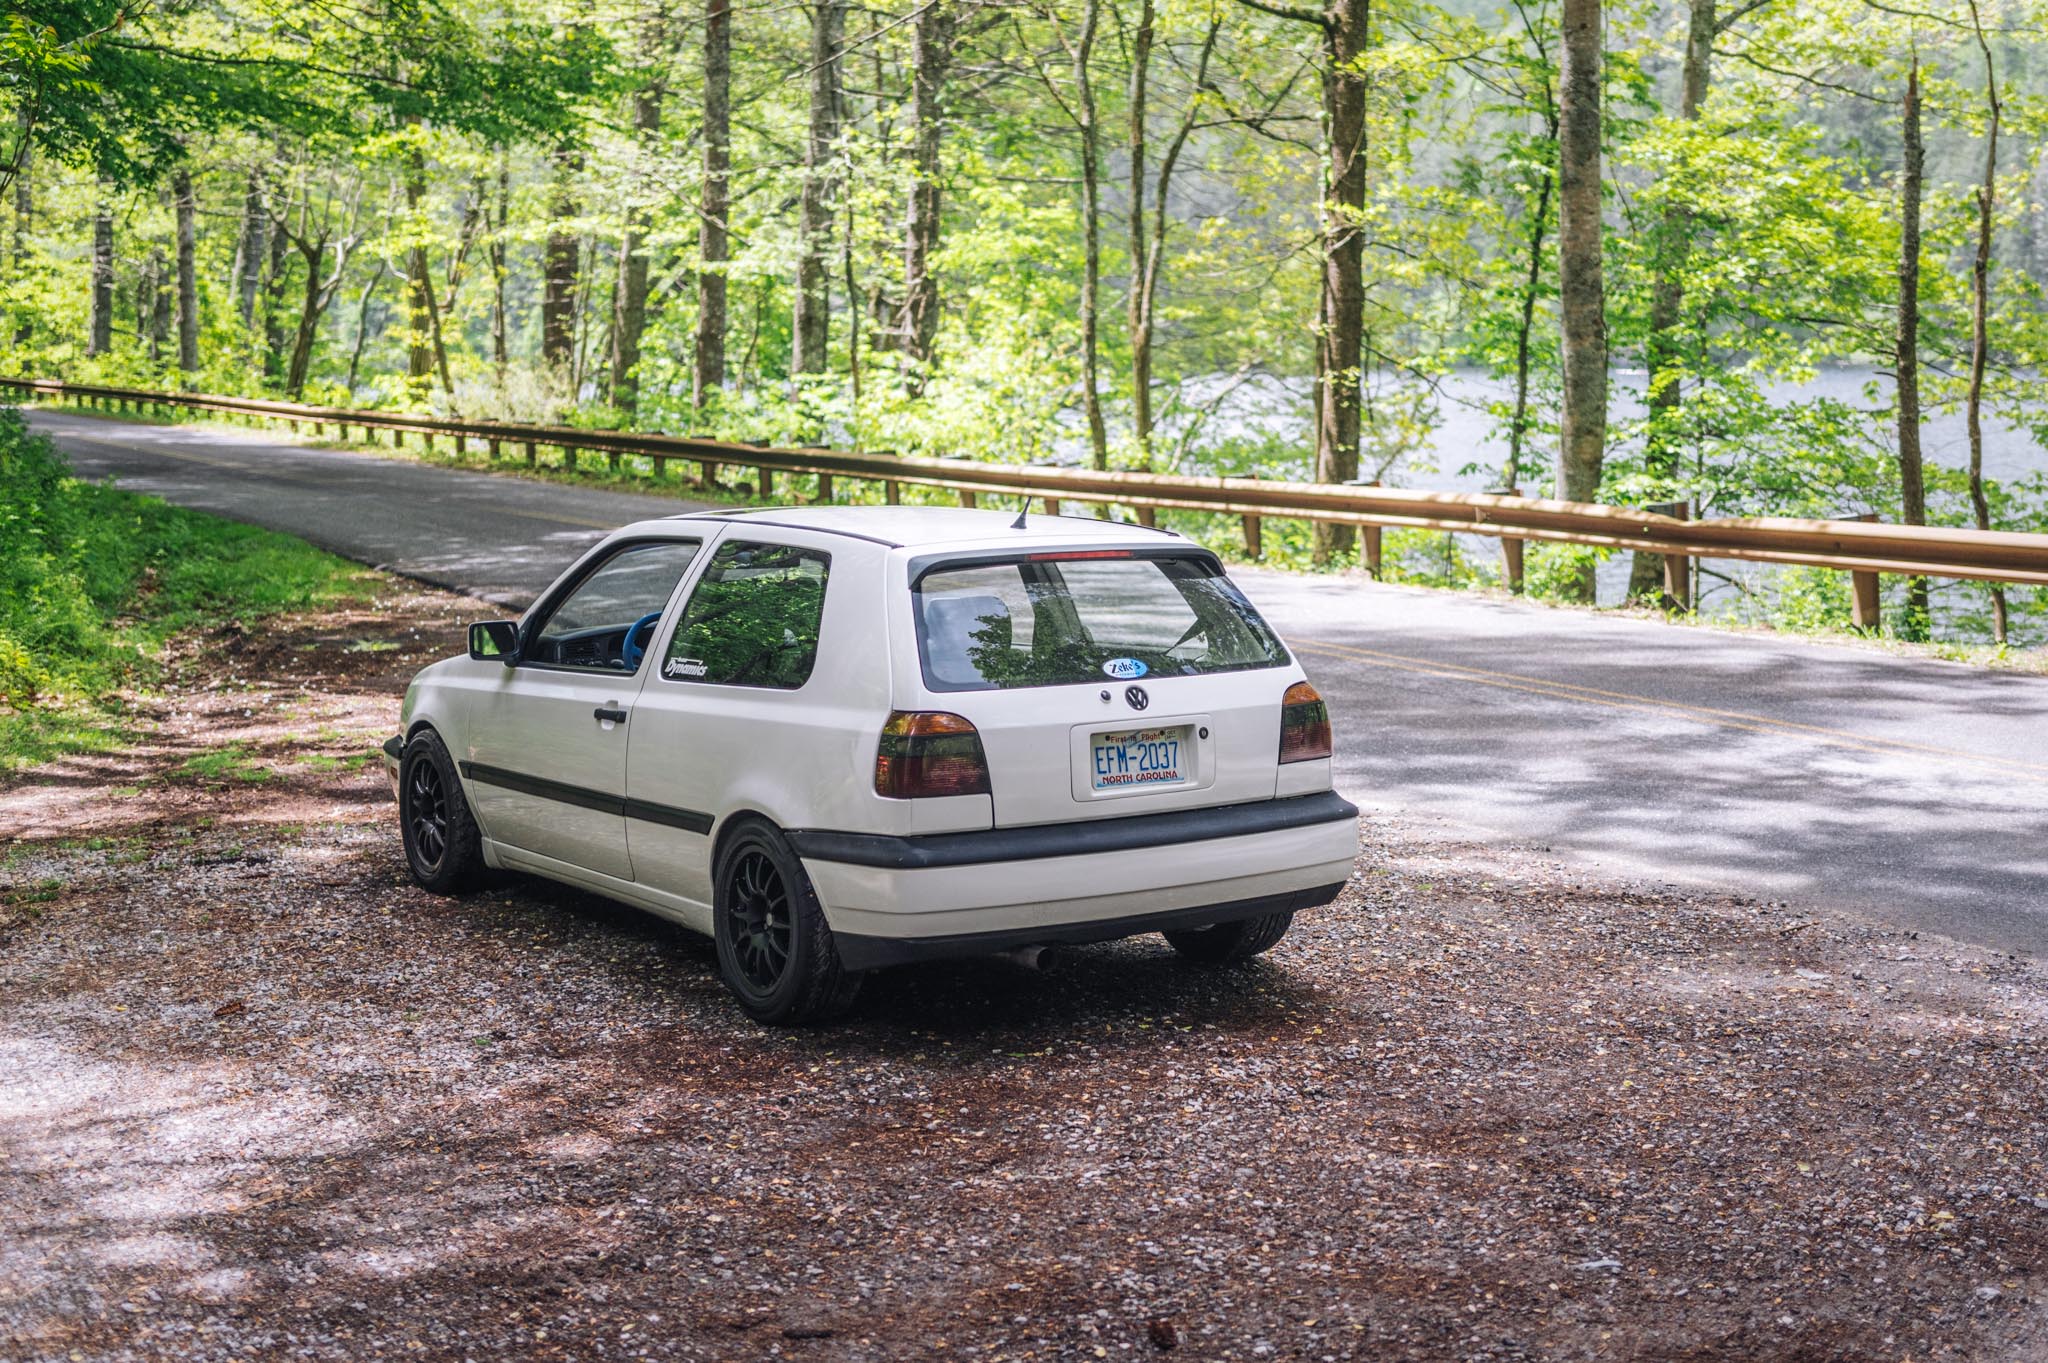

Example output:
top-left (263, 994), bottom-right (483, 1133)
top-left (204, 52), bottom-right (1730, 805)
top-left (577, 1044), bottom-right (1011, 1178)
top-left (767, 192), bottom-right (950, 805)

top-left (1148, 366), bottom-right (2045, 622)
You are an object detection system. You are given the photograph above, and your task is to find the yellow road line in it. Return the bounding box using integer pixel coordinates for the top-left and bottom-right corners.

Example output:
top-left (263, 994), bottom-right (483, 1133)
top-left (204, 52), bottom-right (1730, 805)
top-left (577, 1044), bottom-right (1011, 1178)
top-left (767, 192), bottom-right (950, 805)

top-left (1288, 634), bottom-right (2048, 781)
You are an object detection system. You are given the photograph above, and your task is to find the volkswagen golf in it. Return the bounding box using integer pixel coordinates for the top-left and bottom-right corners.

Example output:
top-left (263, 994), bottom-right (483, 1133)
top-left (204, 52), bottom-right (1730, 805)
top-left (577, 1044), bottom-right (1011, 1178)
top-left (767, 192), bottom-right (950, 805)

top-left (384, 506), bottom-right (1359, 1023)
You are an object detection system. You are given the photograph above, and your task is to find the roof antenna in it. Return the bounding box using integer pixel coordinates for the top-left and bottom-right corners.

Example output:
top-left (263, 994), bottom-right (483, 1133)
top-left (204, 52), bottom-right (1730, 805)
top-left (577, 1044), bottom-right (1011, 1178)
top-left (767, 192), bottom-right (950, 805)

top-left (1009, 498), bottom-right (1029, 531)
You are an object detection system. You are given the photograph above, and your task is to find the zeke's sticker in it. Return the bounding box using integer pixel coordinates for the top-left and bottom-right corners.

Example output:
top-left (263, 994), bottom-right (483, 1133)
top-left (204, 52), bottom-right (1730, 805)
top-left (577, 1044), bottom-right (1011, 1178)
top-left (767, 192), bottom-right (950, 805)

top-left (665, 657), bottom-right (709, 679)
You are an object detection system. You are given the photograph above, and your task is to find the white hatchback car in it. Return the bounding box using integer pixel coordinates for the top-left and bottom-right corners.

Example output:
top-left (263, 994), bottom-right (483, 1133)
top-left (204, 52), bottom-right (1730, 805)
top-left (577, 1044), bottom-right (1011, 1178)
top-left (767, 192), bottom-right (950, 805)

top-left (384, 506), bottom-right (1359, 1023)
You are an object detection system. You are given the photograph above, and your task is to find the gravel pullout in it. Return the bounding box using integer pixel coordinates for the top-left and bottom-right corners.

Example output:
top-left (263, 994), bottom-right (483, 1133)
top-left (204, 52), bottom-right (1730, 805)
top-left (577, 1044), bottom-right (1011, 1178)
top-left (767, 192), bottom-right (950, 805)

top-left (2, 578), bottom-right (2044, 1361)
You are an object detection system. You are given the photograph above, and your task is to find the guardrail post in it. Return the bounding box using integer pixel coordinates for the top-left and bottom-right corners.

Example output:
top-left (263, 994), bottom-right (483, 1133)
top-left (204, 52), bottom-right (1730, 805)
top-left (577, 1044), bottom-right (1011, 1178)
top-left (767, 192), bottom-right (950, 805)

top-left (1841, 513), bottom-right (1882, 630)
top-left (955, 487), bottom-right (973, 509)
top-left (758, 466), bottom-right (773, 498)
top-left (609, 450), bottom-right (622, 472)
top-left (422, 432), bottom-right (434, 452)
top-left (1242, 514), bottom-right (1263, 559)
top-left (487, 437), bottom-right (499, 461)
top-left (652, 454), bottom-right (667, 479)
top-left (700, 459), bottom-right (719, 487)
top-left (885, 480), bottom-right (901, 505)
top-left (1134, 506), bottom-right (1157, 528)
top-left (524, 440), bottom-right (537, 466)
top-left (1483, 487), bottom-right (1524, 594)
top-left (1635, 499), bottom-right (1692, 611)
top-left (561, 445), bottom-right (576, 471)
top-left (817, 472), bottom-right (835, 502)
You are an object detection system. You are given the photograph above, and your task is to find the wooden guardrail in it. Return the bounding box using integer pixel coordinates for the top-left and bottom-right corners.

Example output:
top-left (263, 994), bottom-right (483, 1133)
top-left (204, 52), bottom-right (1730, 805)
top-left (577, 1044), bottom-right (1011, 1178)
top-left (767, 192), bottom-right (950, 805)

top-left (11, 376), bottom-right (2048, 627)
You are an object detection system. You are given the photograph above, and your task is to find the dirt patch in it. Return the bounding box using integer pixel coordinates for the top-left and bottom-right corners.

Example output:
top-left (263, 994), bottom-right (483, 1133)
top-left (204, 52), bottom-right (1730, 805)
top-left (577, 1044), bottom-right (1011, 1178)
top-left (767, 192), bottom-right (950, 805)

top-left (2, 578), bottom-right (2045, 1362)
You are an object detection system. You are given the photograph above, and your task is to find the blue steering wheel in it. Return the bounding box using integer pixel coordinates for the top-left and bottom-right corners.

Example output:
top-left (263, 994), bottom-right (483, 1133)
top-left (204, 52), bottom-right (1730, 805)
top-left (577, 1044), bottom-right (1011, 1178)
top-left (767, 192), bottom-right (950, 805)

top-left (620, 612), bottom-right (663, 670)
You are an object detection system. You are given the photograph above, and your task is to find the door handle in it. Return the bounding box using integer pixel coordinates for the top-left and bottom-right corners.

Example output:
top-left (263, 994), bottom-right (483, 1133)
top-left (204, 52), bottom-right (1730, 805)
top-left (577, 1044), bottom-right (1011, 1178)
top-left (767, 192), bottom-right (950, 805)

top-left (593, 705), bottom-right (628, 724)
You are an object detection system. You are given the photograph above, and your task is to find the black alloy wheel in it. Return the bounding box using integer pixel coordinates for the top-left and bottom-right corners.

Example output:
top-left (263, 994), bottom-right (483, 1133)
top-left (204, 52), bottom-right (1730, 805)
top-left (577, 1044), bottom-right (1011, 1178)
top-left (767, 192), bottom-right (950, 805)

top-left (712, 822), bottom-right (862, 1025)
top-left (407, 758), bottom-right (450, 871)
top-left (398, 728), bottom-right (484, 894)
top-left (723, 848), bottom-right (794, 995)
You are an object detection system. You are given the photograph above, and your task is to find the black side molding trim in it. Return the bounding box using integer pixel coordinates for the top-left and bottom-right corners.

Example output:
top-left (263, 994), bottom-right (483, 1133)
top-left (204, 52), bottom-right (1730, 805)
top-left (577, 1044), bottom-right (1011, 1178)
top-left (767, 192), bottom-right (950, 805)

top-left (787, 790), bottom-right (1358, 870)
top-left (833, 881), bottom-right (1346, 971)
top-left (623, 798), bottom-right (715, 834)
top-left (458, 761), bottom-right (713, 835)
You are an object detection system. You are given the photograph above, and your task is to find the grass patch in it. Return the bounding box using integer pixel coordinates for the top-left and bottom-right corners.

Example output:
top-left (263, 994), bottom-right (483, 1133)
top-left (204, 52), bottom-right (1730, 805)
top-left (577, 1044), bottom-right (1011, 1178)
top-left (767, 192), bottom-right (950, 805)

top-left (0, 408), bottom-right (373, 768)
top-left (174, 743), bottom-right (274, 784)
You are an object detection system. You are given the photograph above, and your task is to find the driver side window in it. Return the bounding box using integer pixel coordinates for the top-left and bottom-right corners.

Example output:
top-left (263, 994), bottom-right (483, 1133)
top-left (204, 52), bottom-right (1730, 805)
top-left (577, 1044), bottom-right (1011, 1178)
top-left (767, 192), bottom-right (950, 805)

top-left (527, 539), bottom-right (702, 672)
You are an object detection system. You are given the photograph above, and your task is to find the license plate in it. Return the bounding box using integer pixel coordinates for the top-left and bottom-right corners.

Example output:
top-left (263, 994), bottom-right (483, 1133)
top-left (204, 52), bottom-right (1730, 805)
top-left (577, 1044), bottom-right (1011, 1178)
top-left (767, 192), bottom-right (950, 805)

top-left (1090, 726), bottom-right (1191, 791)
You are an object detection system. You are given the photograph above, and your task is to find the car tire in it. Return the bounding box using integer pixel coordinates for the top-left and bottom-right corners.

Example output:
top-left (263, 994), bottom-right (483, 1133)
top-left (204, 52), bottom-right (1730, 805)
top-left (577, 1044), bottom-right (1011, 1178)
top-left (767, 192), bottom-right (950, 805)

top-left (713, 821), bottom-right (862, 1026)
top-left (1163, 911), bottom-right (1294, 965)
top-left (399, 729), bottom-right (485, 894)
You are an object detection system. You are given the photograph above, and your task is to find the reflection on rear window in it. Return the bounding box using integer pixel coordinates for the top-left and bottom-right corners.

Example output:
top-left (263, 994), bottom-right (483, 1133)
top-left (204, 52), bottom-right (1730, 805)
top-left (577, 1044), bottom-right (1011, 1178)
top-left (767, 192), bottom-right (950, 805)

top-left (913, 555), bottom-right (1288, 691)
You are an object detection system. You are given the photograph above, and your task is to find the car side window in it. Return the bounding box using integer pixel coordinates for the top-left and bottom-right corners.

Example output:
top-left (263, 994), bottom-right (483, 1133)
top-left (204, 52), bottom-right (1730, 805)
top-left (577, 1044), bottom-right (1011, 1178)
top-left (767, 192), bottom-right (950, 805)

top-left (661, 540), bottom-right (831, 689)
top-left (526, 540), bottom-right (702, 672)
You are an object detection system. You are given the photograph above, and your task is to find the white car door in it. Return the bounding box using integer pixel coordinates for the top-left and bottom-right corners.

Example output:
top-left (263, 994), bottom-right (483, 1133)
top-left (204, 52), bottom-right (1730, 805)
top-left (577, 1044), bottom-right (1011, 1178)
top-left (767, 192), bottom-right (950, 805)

top-left (464, 537), bottom-right (704, 880)
top-left (624, 536), bottom-right (842, 909)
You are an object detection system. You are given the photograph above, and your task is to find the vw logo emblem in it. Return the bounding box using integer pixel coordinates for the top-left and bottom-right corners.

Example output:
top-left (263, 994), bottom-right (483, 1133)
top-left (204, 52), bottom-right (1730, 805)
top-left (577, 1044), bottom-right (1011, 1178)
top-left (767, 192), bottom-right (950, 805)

top-left (1124, 685), bottom-right (1150, 711)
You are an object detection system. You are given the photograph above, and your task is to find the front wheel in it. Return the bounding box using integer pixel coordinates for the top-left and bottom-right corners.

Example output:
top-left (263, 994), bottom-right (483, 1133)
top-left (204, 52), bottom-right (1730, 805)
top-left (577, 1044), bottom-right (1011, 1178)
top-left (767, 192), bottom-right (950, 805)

top-left (399, 729), bottom-right (485, 894)
top-left (1163, 912), bottom-right (1294, 965)
top-left (713, 822), bottom-right (862, 1025)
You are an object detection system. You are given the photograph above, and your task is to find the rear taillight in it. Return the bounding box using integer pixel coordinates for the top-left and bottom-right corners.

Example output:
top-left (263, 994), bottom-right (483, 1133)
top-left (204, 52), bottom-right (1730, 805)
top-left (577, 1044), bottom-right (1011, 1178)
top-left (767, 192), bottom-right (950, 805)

top-left (1278, 680), bottom-right (1332, 763)
top-left (875, 711), bottom-right (993, 798)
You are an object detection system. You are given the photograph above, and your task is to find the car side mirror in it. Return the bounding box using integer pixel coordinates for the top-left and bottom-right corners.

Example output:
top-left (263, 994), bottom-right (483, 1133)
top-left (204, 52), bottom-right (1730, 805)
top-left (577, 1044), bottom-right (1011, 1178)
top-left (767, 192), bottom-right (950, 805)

top-left (468, 620), bottom-right (519, 665)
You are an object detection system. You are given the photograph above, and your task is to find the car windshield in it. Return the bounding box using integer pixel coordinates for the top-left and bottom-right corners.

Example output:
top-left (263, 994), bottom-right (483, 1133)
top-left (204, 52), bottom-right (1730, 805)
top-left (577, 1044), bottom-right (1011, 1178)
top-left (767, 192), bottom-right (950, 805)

top-left (912, 554), bottom-right (1288, 691)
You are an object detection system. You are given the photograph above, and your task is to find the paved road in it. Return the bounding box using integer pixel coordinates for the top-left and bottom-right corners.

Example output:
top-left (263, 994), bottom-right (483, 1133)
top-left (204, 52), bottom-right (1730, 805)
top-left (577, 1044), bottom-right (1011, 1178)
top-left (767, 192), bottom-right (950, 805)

top-left (35, 408), bottom-right (2048, 955)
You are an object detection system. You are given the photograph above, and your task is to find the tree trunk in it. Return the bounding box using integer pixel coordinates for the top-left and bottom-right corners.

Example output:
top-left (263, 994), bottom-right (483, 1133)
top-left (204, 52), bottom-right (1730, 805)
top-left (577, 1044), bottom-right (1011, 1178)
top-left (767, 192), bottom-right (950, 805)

top-left (263, 217), bottom-right (290, 381)
top-left (1075, 0), bottom-right (1108, 470)
top-left (1502, 165), bottom-right (1555, 498)
top-left (1556, 0), bottom-right (1608, 599)
top-left (490, 152), bottom-right (510, 385)
top-left (901, 0), bottom-right (958, 382)
top-left (403, 137), bottom-right (436, 392)
top-left (347, 263), bottom-right (384, 395)
top-left (1964, 9), bottom-right (2006, 642)
top-left (693, 0), bottom-right (732, 413)
top-left (1630, 0), bottom-right (1712, 603)
top-left (794, 0), bottom-right (844, 383)
top-left (172, 168), bottom-right (199, 374)
top-left (1896, 57), bottom-right (1929, 637)
top-left (542, 146), bottom-right (582, 373)
top-left (12, 107), bottom-right (30, 347)
top-left (1312, 0), bottom-right (1369, 564)
top-left (1131, 14), bottom-right (1219, 474)
top-left (88, 189), bottom-right (114, 356)
top-left (1128, 0), bottom-right (1155, 467)
top-left (286, 242), bottom-right (328, 398)
top-left (140, 249), bottom-right (170, 361)
top-left (611, 14), bottom-right (666, 415)
top-left (234, 169), bottom-right (265, 330)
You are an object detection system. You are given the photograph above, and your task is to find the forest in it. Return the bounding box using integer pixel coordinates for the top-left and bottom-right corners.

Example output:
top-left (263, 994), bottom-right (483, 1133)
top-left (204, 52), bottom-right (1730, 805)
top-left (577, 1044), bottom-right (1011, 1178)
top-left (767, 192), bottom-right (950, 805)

top-left (5, 0), bottom-right (2047, 641)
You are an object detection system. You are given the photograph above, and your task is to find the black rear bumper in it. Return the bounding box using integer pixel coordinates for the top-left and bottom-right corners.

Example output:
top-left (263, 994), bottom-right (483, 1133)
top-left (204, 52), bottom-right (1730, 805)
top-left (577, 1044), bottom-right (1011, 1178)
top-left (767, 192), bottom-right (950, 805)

top-left (832, 880), bottom-right (1346, 972)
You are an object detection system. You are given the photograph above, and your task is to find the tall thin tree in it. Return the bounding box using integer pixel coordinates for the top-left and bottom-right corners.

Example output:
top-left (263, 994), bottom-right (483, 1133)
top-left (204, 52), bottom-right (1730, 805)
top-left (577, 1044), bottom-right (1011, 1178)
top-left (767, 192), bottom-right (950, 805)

top-left (1555, 0), bottom-right (1607, 599)
top-left (1964, 1), bottom-right (2007, 643)
top-left (794, 0), bottom-right (845, 381)
top-left (1237, 0), bottom-right (1371, 563)
top-left (693, 0), bottom-right (733, 413)
top-left (1896, 54), bottom-right (1929, 636)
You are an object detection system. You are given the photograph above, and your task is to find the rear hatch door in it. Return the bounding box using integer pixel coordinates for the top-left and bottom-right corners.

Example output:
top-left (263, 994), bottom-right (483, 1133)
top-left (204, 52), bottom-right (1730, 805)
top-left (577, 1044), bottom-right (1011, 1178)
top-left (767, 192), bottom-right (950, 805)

top-left (910, 550), bottom-right (1293, 828)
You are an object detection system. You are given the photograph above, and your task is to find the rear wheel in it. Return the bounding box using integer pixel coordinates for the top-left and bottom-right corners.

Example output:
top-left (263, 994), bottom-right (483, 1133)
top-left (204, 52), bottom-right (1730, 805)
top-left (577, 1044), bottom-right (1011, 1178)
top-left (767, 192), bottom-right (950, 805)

top-left (400, 729), bottom-right (484, 894)
top-left (713, 822), bottom-right (861, 1025)
top-left (1163, 912), bottom-right (1294, 965)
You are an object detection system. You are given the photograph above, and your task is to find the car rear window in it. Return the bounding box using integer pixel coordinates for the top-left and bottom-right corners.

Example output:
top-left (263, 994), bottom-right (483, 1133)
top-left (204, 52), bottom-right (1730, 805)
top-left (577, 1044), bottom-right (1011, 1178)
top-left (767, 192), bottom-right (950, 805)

top-left (912, 554), bottom-right (1288, 691)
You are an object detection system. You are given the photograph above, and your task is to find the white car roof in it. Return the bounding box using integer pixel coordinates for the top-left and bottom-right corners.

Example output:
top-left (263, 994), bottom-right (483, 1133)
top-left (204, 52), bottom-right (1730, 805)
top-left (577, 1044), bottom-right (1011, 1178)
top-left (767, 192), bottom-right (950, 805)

top-left (615, 504), bottom-right (1194, 554)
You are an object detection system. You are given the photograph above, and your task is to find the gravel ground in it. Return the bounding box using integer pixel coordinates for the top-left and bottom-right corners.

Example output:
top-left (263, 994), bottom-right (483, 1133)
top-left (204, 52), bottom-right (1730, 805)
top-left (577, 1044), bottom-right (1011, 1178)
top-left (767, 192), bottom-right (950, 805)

top-left (3, 580), bottom-right (2046, 1362)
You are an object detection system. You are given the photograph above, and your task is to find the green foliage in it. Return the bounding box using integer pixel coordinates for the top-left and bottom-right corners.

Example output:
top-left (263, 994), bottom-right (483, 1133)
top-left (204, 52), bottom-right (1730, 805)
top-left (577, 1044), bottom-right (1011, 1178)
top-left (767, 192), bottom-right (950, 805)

top-left (0, 408), bottom-right (369, 766)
